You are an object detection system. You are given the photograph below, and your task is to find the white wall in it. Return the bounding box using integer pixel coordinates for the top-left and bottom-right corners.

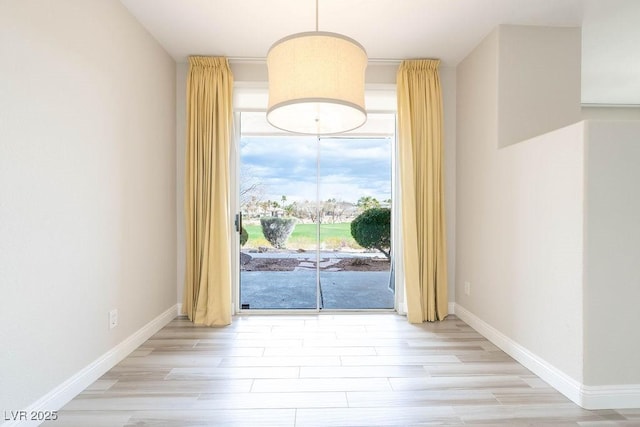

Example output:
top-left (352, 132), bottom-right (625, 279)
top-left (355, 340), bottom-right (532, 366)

top-left (583, 120), bottom-right (640, 386)
top-left (497, 25), bottom-right (581, 147)
top-left (497, 124), bottom-right (586, 382)
top-left (440, 67), bottom-right (457, 303)
top-left (0, 0), bottom-right (176, 413)
top-left (176, 63), bottom-right (188, 306)
top-left (456, 23), bottom-right (640, 408)
top-left (456, 27), bottom-right (585, 383)
top-left (581, 0), bottom-right (640, 105)
top-left (455, 28), bottom-right (499, 318)
top-left (582, 106), bottom-right (640, 120)
top-left (175, 61), bottom-right (457, 307)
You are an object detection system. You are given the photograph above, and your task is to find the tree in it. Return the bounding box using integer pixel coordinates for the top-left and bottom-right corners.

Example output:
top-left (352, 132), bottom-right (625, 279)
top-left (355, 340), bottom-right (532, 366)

top-left (323, 198), bottom-right (337, 223)
top-left (260, 217), bottom-right (297, 249)
top-left (350, 208), bottom-right (391, 259)
top-left (239, 164), bottom-right (265, 208)
top-left (298, 200), bottom-right (320, 223)
top-left (332, 200), bottom-right (349, 222)
top-left (357, 196), bottom-right (380, 211)
top-left (283, 201), bottom-right (297, 216)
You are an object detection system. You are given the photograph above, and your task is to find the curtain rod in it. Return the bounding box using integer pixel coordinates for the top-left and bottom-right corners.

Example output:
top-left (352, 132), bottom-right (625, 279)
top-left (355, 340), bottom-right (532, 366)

top-left (226, 56), bottom-right (403, 65)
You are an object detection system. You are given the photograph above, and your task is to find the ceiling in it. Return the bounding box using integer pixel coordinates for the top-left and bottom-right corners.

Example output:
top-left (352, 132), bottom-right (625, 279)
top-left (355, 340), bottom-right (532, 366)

top-left (120, 0), bottom-right (640, 105)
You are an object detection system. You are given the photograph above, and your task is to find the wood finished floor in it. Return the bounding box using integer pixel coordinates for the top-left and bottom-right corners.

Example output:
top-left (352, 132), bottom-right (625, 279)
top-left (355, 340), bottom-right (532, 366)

top-left (47, 314), bottom-right (639, 426)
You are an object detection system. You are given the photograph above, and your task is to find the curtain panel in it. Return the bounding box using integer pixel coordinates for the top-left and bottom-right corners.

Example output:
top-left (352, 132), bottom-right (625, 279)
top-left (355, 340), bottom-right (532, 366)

top-left (183, 56), bottom-right (234, 326)
top-left (397, 59), bottom-right (449, 322)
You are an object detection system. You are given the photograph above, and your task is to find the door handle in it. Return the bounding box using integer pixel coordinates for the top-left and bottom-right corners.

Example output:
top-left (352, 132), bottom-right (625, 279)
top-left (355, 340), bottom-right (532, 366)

top-left (234, 213), bottom-right (242, 233)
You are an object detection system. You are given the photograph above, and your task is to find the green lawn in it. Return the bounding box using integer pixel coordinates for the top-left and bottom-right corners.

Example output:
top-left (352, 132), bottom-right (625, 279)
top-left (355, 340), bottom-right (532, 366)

top-left (243, 222), bottom-right (360, 250)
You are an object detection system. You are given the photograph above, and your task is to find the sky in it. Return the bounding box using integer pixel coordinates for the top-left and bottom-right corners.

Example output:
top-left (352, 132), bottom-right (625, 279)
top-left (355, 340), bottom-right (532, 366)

top-left (240, 136), bottom-right (392, 205)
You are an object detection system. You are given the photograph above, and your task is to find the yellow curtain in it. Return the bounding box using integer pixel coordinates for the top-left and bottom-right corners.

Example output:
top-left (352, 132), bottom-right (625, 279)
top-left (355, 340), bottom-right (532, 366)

top-left (183, 57), bottom-right (233, 326)
top-left (397, 59), bottom-right (448, 323)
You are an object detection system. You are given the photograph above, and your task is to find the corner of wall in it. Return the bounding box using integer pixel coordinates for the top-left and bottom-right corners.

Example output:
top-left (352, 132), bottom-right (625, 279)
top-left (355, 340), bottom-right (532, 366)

top-left (176, 62), bottom-right (188, 306)
top-left (582, 120), bottom-right (640, 390)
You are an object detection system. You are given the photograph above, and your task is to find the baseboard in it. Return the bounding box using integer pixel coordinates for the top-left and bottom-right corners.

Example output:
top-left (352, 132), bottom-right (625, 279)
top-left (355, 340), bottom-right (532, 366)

top-left (581, 384), bottom-right (640, 410)
top-left (448, 302), bottom-right (455, 315)
top-left (453, 303), bottom-right (583, 405)
top-left (454, 303), bottom-right (640, 410)
top-left (2, 304), bottom-right (179, 427)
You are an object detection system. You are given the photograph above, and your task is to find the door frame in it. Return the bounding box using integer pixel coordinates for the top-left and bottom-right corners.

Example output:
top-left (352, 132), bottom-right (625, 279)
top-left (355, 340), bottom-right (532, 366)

top-left (230, 85), bottom-right (404, 315)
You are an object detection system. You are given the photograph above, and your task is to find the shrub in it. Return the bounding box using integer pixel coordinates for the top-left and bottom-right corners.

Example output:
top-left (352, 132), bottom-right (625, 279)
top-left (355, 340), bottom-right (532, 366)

top-left (240, 226), bottom-right (248, 246)
top-left (260, 217), bottom-right (297, 249)
top-left (350, 208), bottom-right (391, 259)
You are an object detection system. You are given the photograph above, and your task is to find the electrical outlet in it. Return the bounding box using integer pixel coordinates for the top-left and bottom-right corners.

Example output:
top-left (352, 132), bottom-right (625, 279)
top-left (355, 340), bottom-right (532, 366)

top-left (109, 309), bottom-right (118, 329)
top-left (464, 281), bottom-right (471, 296)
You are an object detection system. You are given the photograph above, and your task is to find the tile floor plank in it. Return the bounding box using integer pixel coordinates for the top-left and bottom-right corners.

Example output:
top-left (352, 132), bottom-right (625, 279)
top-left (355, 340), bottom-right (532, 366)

top-left (48, 314), bottom-right (636, 426)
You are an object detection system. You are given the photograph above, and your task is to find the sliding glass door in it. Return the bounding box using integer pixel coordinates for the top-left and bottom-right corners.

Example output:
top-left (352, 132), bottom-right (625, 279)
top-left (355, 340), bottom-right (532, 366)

top-left (238, 135), bottom-right (318, 309)
top-left (318, 138), bottom-right (394, 309)
top-left (237, 112), bottom-right (394, 311)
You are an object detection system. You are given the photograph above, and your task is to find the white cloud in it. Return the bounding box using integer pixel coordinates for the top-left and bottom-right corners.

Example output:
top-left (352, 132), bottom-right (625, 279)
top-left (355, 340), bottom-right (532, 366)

top-left (240, 136), bottom-right (392, 204)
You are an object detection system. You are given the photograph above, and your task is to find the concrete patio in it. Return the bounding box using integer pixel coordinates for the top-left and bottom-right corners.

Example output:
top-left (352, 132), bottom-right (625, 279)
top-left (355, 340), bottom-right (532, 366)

top-left (239, 251), bottom-right (394, 310)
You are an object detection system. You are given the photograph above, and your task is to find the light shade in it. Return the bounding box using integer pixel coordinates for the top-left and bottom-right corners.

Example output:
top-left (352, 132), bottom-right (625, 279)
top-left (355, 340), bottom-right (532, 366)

top-left (266, 31), bottom-right (368, 135)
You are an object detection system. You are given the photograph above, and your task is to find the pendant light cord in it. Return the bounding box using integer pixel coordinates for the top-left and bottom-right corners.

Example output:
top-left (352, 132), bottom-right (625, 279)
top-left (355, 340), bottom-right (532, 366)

top-left (315, 0), bottom-right (319, 31)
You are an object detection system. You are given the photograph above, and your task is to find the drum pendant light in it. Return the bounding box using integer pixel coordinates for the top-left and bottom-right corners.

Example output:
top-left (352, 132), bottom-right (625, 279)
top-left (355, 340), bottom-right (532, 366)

top-left (266, 1), bottom-right (368, 135)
